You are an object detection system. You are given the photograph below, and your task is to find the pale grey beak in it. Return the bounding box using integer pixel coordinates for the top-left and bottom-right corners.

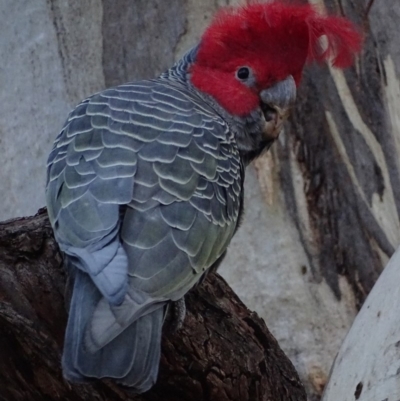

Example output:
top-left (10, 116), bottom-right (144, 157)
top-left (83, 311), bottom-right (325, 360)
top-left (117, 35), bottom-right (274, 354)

top-left (260, 75), bottom-right (296, 110)
top-left (259, 75), bottom-right (296, 140)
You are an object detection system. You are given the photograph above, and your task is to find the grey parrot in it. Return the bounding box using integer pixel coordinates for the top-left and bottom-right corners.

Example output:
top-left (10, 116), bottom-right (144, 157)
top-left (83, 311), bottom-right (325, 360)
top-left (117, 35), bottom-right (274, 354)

top-left (45, 1), bottom-right (361, 393)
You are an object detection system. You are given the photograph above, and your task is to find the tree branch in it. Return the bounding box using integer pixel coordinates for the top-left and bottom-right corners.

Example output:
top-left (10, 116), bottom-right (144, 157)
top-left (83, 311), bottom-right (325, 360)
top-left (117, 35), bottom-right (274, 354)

top-left (0, 209), bottom-right (306, 401)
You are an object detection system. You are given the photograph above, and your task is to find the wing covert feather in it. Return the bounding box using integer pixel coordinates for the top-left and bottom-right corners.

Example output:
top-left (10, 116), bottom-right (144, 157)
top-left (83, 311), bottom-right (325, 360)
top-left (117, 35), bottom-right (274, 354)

top-left (46, 77), bottom-right (243, 332)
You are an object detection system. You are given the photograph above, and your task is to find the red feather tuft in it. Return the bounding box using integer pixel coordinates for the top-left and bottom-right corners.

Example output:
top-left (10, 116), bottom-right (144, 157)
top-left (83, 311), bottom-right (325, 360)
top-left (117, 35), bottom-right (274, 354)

top-left (306, 14), bottom-right (363, 68)
top-left (190, 1), bottom-right (362, 116)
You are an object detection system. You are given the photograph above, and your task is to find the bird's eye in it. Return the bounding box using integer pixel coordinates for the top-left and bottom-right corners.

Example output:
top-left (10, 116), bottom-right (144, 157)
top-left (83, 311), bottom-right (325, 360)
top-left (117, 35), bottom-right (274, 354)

top-left (236, 67), bottom-right (250, 80)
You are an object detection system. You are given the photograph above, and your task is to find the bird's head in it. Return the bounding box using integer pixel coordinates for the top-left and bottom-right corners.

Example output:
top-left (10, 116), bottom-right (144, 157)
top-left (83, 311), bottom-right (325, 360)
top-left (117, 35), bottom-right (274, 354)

top-left (190, 1), bottom-right (362, 149)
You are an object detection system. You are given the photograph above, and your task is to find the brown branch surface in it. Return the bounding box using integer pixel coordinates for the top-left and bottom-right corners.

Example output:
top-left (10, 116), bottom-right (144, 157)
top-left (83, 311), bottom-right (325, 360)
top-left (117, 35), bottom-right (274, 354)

top-left (0, 209), bottom-right (306, 401)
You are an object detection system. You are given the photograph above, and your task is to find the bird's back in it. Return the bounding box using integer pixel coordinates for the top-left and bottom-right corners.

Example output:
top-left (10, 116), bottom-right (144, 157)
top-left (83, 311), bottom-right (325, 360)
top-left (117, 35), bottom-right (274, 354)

top-left (46, 74), bottom-right (244, 392)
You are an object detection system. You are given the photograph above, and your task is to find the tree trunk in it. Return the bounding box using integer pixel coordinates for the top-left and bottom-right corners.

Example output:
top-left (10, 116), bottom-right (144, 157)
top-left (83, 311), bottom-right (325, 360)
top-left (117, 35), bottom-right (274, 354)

top-left (0, 209), bottom-right (306, 401)
top-left (322, 247), bottom-right (400, 401)
top-left (220, 1), bottom-right (400, 399)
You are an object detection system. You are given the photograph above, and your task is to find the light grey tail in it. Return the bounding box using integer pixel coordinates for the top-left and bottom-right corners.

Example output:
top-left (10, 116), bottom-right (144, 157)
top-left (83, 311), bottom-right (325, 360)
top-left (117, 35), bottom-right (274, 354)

top-left (62, 269), bottom-right (164, 393)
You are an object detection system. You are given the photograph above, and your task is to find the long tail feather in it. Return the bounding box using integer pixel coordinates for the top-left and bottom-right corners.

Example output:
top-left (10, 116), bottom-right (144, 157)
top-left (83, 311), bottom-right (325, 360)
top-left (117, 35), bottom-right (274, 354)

top-left (62, 268), bottom-right (164, 393)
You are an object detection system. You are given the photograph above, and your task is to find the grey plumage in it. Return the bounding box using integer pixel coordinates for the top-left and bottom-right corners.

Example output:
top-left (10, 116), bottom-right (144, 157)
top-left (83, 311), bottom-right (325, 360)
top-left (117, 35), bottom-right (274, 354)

top-left (46, 48), bottom-right (245, 392)
top-left (63, 268), bottom-right (162, 391)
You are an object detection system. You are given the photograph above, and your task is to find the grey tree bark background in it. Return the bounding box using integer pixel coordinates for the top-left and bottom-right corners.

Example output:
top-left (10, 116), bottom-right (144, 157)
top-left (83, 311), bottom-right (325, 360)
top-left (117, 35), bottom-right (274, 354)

top-left (1, 0), bottom-right (399, 400)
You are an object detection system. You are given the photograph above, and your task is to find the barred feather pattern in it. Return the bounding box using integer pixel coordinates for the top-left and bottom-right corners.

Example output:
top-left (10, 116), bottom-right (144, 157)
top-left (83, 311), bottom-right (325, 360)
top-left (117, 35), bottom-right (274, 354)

top-left (46, 48), bottom-right (243, 392)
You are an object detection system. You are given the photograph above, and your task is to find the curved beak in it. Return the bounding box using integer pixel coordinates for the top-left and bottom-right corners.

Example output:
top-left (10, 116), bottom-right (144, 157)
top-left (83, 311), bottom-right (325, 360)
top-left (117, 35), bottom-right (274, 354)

top-left (259, 75), bottom-right (296, 140)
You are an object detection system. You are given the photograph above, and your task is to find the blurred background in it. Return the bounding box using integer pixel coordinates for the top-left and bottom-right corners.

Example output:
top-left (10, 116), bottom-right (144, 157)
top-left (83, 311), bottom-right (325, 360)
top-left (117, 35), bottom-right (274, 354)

top-left (1, 0), bottom-right (399, 399)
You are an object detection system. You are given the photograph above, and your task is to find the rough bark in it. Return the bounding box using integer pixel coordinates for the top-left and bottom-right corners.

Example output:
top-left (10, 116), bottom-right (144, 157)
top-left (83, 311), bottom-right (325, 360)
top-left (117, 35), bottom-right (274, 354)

top-left (220, 1), bottom-right (400, 399)
top-left (0, 209), bottom-right (306, 401)
top-left (283, 0), bottom-right (398, 304)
